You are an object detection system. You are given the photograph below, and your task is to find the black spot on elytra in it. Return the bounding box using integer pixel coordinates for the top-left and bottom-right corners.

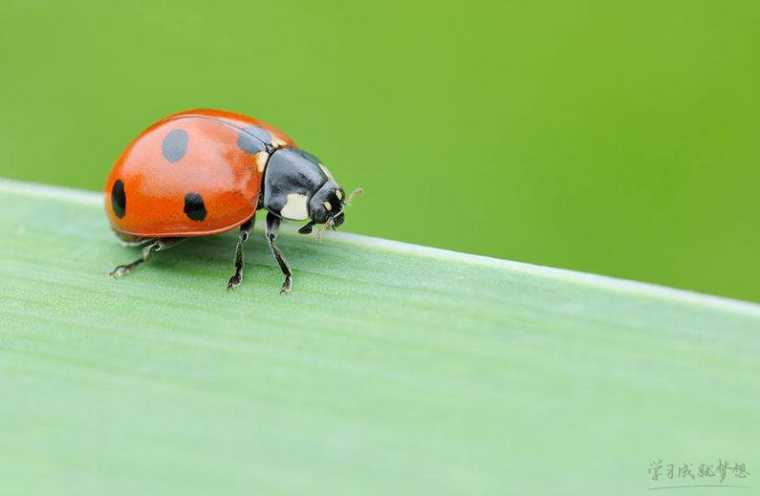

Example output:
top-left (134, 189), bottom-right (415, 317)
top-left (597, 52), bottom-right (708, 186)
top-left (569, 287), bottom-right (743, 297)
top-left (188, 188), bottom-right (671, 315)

top-left (111, 179), bottom-right (126, 218)
top-left (237, 125), bottom-right (271, 154)
top-left (162, 128), bottom-right (189, 163)
top-left (183, 192), bottom-right (207, 221)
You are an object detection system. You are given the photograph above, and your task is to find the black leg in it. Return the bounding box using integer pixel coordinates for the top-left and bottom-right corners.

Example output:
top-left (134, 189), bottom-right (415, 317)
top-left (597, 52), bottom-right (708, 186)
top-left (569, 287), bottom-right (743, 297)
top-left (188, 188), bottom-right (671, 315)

top-left (109, 238), bottom-right (184, 278)
top-left (298, 221), bottom-right (315, 235)
top-left (227, 217), bottom-right (255, 290)
top-left (266, 212), bottom-right (293, 294)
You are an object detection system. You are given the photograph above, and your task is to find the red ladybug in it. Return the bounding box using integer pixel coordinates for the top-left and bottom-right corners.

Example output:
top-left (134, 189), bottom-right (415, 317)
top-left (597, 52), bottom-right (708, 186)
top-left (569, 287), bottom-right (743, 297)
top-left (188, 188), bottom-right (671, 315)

top-left (104, 109), bottom-right (359, 293)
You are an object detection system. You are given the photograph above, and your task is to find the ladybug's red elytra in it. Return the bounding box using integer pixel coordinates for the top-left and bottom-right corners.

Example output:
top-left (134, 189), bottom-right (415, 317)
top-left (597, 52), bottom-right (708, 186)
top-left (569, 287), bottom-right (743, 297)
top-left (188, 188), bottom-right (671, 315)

top-left (104, 108), bottom-right (360, 294)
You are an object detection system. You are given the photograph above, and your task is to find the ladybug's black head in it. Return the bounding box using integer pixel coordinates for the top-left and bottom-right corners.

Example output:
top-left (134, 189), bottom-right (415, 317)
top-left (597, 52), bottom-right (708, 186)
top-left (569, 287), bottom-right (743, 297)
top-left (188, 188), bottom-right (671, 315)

top-left (307, 182), bottom-right (346, 227)
top-left (262, 148), bottom-right (359, 234)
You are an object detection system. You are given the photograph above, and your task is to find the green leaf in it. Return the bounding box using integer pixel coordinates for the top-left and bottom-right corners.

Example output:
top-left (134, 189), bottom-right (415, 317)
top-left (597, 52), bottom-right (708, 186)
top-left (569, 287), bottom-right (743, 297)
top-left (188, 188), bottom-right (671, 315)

top-left (1, 178), bottom-right (758, 495)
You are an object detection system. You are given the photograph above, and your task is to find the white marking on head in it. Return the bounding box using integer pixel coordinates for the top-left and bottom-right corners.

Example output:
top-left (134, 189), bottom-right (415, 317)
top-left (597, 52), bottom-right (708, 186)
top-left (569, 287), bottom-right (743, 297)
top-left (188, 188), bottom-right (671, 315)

top-left (254, 151), bottom-right (269, 173)
top-left (335, 189), bottom-right (343, 201)
top-left (323, 201), bottom-right (332, 211)
top-left (319, 164), bottom-right (334, 180)
top-left (281, 193), bottom-right (309, 220)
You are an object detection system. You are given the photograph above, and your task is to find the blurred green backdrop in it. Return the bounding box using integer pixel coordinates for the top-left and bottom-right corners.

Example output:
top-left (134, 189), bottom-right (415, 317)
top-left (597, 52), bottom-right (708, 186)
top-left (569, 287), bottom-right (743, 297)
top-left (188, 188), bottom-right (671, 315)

top-left (1, 1), bottom-right (758, 301)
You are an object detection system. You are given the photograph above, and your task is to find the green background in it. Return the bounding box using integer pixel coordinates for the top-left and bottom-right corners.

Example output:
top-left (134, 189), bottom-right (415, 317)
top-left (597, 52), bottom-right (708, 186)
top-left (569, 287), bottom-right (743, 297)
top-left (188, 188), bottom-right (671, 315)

top-left (1, 1), bottom-right (758, 301)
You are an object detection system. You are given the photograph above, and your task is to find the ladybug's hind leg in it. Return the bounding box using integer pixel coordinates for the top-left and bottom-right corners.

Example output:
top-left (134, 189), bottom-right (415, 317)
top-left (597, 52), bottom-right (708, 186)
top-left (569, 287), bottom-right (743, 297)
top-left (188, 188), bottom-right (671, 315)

top-left (109, 238), bottom-right (184, 279)
top-left (227, 217), bottom-right (255, 290)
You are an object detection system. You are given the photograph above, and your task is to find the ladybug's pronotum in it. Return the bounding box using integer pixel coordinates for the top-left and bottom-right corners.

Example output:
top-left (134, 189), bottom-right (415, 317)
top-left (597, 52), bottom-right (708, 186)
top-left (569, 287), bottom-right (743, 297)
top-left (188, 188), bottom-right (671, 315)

top-left (104, 109), bottom-right (360, 294)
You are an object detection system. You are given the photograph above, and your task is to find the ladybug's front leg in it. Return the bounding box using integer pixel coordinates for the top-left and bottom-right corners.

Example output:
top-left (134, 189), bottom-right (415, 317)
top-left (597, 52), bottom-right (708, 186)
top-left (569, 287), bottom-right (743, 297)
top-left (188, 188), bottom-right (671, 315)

top-left (227, 216), bottom-right (255, 290)
top-left (109, 238), bottom-right (184, 279)
top-left (265, 212), bottom-right (293, 294)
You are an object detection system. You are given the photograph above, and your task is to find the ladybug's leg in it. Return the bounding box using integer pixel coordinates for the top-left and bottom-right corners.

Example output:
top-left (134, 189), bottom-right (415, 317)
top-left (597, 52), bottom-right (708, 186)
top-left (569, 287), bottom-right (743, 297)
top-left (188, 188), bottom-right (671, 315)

top-left (226, 217), bottom-right (255, 290)
top-left (109, 238), bottom-right (184, 279)
top-left (265, 212), bottom-right (293, 294)
top-left (298, 221), bottom-right (316, 235)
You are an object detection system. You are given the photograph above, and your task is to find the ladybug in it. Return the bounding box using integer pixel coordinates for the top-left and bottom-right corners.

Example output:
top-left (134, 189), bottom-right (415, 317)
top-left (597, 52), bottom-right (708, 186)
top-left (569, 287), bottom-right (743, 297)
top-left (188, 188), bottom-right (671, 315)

top-left (104, 109), bottom-right (360, 294)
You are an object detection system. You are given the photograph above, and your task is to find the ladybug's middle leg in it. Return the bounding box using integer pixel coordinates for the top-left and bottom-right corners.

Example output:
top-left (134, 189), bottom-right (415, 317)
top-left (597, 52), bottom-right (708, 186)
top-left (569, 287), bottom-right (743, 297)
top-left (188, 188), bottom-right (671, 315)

top-left (109, 238), bottom-right (184, 279)
top-left (227, 216), bottom-right (255, 290)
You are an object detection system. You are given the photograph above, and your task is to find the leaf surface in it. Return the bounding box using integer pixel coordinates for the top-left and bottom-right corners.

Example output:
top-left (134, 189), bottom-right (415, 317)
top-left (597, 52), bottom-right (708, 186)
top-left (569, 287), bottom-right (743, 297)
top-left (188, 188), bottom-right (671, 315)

top-left (0, 179), bottom-right (758, 495)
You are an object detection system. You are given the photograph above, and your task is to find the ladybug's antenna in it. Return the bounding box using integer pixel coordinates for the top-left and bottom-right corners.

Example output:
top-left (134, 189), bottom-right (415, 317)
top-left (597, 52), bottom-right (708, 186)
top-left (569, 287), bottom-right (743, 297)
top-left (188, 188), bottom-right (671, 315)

top-left (346, 187), bottom-right (364, 205)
